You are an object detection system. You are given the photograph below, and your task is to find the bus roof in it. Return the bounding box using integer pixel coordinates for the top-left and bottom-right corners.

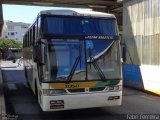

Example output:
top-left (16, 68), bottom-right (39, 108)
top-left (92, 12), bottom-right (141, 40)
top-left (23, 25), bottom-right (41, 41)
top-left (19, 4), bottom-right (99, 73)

top-left (39, 9), bottom-right (116, 18)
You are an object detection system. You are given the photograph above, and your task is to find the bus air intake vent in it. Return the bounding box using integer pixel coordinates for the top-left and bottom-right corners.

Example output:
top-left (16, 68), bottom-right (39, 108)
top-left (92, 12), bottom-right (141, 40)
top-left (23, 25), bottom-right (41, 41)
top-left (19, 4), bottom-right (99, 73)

top-left (67, 88), bottom-right (85, 93)
top-left (89, 87), bottom-right (105, 92)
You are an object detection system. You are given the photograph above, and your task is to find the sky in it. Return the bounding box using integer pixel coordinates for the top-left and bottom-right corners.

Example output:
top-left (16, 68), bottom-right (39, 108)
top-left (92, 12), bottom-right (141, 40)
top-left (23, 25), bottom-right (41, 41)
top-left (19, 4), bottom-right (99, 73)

top-left (3, 4), bottom-right (90, 24)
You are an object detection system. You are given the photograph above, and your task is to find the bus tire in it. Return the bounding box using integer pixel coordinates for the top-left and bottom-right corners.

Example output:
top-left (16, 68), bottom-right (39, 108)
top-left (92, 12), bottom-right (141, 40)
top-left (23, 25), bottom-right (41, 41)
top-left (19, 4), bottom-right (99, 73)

top-left (35, 81), bottom-right (38, 101)
top-left (24, 67), bottom-right (28, 79)
top-left (24, 67), bottom-right (30, 87)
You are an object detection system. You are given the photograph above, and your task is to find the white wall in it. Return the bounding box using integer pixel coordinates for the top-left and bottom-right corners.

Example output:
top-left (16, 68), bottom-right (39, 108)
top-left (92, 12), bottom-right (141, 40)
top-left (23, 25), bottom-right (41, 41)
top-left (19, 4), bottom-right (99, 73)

top-left (1, 21), bottom-right (30, 42)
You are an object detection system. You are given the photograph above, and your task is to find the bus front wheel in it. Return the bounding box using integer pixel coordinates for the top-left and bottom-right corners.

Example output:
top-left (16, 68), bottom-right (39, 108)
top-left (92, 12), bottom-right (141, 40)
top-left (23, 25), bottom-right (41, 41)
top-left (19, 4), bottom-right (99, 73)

top-left (24, 67), bottom-right (30, 87)
top-left (35, 81), bottom-right (38, 101)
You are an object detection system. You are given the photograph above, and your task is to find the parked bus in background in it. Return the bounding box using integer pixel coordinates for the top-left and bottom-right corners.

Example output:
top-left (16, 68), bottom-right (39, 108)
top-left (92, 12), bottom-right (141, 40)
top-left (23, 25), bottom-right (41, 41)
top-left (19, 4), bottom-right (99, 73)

top-left (23, 9), bottom-right (122, 111)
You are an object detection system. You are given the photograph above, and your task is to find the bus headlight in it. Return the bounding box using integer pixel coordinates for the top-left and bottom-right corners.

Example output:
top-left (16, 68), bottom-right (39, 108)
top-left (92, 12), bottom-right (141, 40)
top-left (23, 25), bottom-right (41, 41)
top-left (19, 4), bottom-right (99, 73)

top-left (107, 85), bottom-right (121, 92)
top-left (43, 89), bottom-right (67, 96)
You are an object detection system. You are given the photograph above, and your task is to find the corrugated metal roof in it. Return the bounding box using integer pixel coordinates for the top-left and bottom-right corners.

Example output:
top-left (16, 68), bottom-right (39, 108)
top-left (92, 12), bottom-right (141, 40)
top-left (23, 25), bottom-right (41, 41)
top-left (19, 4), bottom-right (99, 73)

top-left (123, 0), bottom-right (160, 65)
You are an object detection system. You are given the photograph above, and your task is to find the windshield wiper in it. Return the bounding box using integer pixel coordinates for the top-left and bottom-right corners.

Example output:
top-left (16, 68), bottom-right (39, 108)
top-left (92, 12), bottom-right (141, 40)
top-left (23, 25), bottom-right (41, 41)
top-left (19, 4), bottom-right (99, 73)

top-left (90, 57), bottom-right (106, 81)
top-left (66, 55), bottom-right (81, 83)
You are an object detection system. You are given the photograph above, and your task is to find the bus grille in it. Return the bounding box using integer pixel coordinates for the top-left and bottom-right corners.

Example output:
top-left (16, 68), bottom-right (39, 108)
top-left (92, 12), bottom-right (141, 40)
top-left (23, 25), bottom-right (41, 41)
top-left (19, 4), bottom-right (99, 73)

top-left (67, 87), bottom-right (105, 93)
top-left (67, 88), bottom-right (85, 93)
top-left (89, 87), bottom-right (105, 92)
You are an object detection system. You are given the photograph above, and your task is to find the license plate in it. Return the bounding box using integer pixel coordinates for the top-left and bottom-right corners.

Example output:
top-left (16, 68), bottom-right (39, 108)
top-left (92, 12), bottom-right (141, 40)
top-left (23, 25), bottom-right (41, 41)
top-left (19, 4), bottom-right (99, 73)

top-left (50, 100), bottom-right (64, 109)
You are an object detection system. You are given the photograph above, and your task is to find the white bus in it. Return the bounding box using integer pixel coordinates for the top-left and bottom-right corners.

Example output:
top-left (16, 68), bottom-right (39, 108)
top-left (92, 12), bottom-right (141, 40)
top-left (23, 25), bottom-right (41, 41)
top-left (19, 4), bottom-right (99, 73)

top-left (23, 9), bottom-right (122, 111)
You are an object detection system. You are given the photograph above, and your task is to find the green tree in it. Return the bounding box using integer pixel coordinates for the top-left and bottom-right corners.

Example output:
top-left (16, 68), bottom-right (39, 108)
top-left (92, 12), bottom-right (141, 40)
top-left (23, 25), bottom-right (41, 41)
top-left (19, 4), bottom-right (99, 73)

top-left (0, 38), bottom-right (22, 50)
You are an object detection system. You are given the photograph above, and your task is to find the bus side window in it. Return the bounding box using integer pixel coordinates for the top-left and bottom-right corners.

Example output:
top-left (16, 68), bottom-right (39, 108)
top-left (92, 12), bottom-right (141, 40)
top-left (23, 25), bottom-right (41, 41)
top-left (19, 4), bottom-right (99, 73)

top-left (37, 17), bottom-right (41, 39)
top-left (26, 35), bottom-right (27, 47)
top-left (23, 36), bottom-right (25, 48)
top-left (33, 25), bottom-right (35, 45)
top-left (28, 32), bottom-right (29, 47)
top-left (35, 19), bottom-right (38, 42)
top-left (26, 33), bottom-right (28, 47)
top-left (30, 29), bottom-right (32, 46)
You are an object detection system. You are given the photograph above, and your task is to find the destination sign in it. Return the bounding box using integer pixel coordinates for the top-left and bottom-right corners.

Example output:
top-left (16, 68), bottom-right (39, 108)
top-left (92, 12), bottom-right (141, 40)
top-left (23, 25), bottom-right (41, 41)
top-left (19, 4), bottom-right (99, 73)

top-left (43, 34), bottom-right (119, 40)
top-left (85, 35), bottom-right (116, 40)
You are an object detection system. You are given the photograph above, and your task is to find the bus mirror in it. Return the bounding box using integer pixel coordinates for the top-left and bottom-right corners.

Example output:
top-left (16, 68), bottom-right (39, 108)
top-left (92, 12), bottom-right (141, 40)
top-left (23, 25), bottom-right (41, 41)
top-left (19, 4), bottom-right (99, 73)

top-left (39, 43), bottom-right (45, 65)
top-left (33, 43), bottom-right (45, 65)
top-left (122, 45), bottom-right (127, 63)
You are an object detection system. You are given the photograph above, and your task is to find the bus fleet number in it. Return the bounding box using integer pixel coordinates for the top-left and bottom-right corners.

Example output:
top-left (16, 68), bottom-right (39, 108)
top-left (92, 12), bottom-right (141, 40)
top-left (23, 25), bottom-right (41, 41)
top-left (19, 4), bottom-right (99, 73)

top-left (65, 84), bottom-right (80, 88)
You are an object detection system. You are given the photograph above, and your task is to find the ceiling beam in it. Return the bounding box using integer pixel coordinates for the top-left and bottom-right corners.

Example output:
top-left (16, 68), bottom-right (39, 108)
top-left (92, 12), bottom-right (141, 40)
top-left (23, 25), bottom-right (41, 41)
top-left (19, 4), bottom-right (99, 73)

top-left (1, 0), bottom-right (116, 4)
top-left (0, 0), bottom-right (117, 8)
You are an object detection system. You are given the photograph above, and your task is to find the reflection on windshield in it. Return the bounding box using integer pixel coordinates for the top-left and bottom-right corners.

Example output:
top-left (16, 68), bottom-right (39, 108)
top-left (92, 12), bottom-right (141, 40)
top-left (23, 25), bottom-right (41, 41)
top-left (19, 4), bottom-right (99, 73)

top-left (67, 55), bottom-right (81, 83)
top-left (47, 40), bottom-right (86, 82)
top-left (86, 40), bottom-right (121, 80)
top-left (46, 40), bottom-right (121, 82)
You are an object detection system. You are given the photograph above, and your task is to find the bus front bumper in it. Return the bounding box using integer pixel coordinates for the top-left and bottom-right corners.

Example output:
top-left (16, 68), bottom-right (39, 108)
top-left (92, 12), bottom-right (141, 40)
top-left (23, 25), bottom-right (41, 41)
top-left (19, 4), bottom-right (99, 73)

top-left (41, 91), bottom-right (122, 111)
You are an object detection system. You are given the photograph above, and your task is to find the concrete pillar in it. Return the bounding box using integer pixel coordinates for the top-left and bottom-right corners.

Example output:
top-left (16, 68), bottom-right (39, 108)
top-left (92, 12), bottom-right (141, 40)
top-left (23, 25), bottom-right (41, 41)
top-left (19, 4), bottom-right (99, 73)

top-left (0, 4), bottom-right (4, 36)
top-left (114, 13), bottom-right (122, 32)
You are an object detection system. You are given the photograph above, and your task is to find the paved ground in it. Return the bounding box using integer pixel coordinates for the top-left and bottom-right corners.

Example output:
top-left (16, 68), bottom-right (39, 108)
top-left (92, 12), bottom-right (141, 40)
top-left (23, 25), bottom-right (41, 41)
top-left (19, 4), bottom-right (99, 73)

top-left (1, 61), bottom-right (160, 120)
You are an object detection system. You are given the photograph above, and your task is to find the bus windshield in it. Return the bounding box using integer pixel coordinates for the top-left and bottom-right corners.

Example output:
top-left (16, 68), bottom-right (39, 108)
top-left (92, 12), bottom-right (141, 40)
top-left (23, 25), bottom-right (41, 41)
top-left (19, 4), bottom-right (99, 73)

top-left (43, 16), bottom-right (117, 35)
top-left (45, 39), bottom-right (121, 82)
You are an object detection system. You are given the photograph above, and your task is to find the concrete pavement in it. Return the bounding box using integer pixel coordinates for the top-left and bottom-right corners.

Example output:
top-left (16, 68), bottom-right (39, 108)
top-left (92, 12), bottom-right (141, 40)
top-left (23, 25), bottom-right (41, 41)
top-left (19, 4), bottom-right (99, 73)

top-left (0, 59), bottom-right (23, 119)
top-left (1, 60), bottom-right (160, 120)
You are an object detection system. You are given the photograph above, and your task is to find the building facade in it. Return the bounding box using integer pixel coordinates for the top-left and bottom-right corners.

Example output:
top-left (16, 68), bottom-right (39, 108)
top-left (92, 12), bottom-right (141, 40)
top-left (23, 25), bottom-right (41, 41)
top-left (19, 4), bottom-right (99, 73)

top-left (123, 0), bottom-right (160, 95)
top-left (1, 21), bottom-right (30, 41)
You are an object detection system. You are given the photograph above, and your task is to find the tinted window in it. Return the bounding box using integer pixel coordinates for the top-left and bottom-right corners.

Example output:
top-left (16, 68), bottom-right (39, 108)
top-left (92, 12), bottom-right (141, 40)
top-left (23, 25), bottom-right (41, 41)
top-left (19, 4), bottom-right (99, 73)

top-left (43, 17), bottom-right (117, 35)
